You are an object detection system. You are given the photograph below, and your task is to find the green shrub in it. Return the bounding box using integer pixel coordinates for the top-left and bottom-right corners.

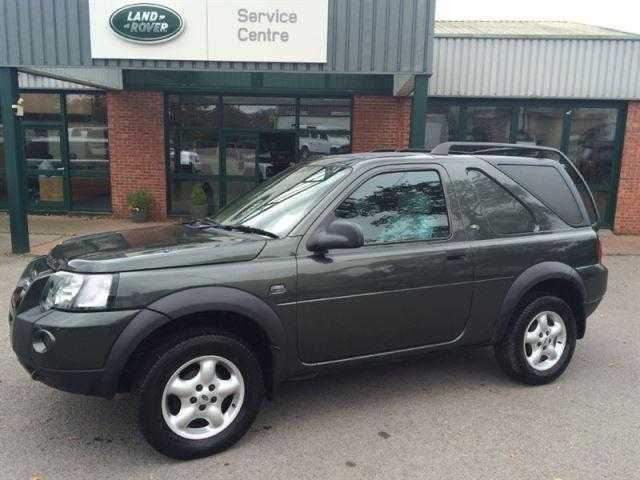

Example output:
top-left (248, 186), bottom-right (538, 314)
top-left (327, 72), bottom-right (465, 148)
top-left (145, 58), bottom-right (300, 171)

top-left (127, 190), bottom-right (153, 211)
top-left (191, 184), bottom-right (207, 206)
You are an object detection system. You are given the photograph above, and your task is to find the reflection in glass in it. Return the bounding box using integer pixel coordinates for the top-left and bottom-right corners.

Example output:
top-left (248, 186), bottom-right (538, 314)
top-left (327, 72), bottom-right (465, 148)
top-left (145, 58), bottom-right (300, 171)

top-left (569, 108), bottom-right (619, 217)
top-left (515, 107), bottom-right (566, 149)
top-left (22, 93), bottom-right (61, 122)
top-left (171, 180), bottom-right (219, 215)
top-left (168, 129), bottom-right (220, 176)
top-left (466, 106), bottom-right (512, 143)
top-left (299, 98), bottom-right (352, 159)
top-left (223, 97), bottom-right (295, 130)
top-left (169, 95), bottom-right (219, 128)
top-left (225, 134), bottom-right (257, 177)
top-left (66, 94), bottom-right (107, 123)
top-left (214, 164), bottom-right (351, 238)
top-left (24, 128), bottom-right (62, 170)
top-left (71, 177), bottom-right (111, 211)
top-left (467, 169), bottom-right (536, 235)
top-left (425, 103), bottom-right (460, 148)
top-left (335, 171), bottom-right (450, 244)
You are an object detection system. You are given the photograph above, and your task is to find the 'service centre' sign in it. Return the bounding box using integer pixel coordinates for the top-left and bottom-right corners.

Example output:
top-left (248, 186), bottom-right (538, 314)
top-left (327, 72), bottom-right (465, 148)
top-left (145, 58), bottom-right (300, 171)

top-left (89, 0), bottom-right (329, 63)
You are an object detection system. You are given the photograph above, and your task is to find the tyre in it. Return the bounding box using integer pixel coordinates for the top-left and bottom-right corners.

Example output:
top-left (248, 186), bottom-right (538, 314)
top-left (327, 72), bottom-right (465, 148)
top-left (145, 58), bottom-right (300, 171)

top-left (495, 295), bottom-right (577, 385)
top-left (134, 331), bottom-right (264, 459)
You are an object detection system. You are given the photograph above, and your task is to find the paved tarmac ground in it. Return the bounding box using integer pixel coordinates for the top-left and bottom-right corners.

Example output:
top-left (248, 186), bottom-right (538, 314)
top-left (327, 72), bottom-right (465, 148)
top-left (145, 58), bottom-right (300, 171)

top-left (0, 254), bottom-right (638, 480)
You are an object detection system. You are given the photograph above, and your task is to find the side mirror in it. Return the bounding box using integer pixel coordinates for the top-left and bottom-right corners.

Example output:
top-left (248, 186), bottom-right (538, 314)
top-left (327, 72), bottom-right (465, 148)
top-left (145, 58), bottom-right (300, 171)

top-left (307, 220), bottom-right (364, 253)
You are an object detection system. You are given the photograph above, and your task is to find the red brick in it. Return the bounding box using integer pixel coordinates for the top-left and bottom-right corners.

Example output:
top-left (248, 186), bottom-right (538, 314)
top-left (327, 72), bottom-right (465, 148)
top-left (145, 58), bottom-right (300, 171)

top-left (106, 91), bottom-right (167, 220)
top-left (352, 95), bottom-right (411, 152)
top-left (614, 101), bottom-right (640, 235)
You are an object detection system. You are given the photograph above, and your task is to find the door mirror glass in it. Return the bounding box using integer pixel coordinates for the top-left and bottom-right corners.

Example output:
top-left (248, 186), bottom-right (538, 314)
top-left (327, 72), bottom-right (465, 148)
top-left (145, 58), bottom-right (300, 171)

top-left (307, 220), bottom-right (364, 252)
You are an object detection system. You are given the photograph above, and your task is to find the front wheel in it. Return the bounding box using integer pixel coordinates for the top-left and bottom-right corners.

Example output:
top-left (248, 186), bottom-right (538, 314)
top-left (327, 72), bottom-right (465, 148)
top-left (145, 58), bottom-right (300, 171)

top-left (495, 295), bottom-right (577, 385)
top-left (135, 332), bottom-right (264, 459)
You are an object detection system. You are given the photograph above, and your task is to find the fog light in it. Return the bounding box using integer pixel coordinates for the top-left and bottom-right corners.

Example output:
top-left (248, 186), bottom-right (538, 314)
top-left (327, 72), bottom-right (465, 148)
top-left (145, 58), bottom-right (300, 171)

top-left (32, 329), bottom-right (55, 354)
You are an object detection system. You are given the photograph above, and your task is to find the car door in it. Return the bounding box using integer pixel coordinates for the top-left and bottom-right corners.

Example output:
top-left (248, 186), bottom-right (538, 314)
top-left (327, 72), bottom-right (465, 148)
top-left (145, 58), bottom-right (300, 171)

top-left (296, 164), bottom-right (474, 364)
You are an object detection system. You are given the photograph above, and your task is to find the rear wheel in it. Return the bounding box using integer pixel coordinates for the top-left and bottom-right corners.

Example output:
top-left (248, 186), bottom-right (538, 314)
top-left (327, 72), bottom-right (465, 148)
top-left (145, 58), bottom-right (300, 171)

top-left (495, 295), bottom-right (577, 385)
top-left (135, 332), bottom-right (264, 459)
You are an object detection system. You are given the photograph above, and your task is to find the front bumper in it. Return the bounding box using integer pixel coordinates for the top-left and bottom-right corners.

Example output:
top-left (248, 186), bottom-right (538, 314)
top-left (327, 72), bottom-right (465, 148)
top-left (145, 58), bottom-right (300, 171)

top-left (10, 305), bottom-right (140, 397)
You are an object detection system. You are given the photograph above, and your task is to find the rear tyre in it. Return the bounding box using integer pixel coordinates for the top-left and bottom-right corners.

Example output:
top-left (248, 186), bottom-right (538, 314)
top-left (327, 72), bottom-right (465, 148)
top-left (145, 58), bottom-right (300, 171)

top-left (135, 332), bottom-right (264, 459)
top-left (495, 295), bottom-right (577, 385)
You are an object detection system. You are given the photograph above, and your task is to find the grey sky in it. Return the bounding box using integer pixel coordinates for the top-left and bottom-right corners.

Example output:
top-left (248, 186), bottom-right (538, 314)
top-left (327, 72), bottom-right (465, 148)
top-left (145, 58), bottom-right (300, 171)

top-left (436, 0), bottom-right (640, 34)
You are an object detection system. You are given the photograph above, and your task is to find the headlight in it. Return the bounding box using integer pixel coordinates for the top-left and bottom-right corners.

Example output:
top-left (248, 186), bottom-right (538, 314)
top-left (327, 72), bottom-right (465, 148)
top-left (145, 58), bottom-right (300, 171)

top-left (41, 272), bottom-right (116, 311)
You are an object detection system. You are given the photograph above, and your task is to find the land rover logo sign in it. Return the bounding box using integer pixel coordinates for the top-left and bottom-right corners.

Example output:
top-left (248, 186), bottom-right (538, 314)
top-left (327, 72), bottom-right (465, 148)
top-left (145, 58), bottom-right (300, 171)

top-left (109, 4), bottom-right (184, 43)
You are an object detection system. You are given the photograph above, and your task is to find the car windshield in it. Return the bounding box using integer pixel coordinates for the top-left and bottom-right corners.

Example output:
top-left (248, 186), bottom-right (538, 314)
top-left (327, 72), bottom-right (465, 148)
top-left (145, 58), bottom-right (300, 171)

top-left (212, 163), bottom-right (352, 237)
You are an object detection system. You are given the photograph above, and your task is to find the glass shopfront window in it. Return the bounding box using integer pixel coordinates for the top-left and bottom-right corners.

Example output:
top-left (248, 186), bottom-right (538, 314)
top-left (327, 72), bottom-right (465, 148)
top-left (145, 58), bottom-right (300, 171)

top-left (299, 98), bottom-right (352, 160)
top-left (6, 91), bottom-right (112, 213)
top-left (515, 107), bottom-right (566, 149)
top-left (466, 106), bottom-right (512, 143)
top-left (568, 108), bottom-right (619, 218)
top-left (223, 97), bottom-right (295, 131)
top-left (425, 99), bottom-right (624, 226)
top-left (22, 93), bottom-right (62, 122)
top-left (66, 94), bottom-right (109, 172)
top-left (425, 104), bottom-right (460, 148)
top-left (166, 95), bottom-right (353, 215)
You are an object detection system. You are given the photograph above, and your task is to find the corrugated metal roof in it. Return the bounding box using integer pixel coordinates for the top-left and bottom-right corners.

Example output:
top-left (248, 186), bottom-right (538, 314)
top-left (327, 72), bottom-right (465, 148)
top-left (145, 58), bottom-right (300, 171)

top-left (430, 36), bottom-right (640, 99)
top-left (435, 21), bottom-right (640, 39)
top-left (0, 0), bottom-right (435, 75)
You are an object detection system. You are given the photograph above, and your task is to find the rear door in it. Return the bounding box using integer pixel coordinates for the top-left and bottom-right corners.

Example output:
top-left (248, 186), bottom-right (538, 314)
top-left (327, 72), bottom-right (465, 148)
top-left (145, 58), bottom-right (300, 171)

top-left (296, 164), bottom-right (474, 364)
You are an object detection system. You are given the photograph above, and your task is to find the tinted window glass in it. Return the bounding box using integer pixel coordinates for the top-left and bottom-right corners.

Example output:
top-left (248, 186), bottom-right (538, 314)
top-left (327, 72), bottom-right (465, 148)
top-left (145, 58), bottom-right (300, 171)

top-left (498, 164), bottom-right (584, 226)
top-left (467, 169), bottom-right (536, 235)
top-left (425, 103), bottom-right (460, 148)
top-left (335, 171), bottom-right (450, 245)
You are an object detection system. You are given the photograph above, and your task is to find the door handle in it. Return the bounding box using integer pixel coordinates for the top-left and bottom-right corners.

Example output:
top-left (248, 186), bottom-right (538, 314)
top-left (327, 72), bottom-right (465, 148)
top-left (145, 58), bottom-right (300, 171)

top-left (446, 252), bottom-right (467, 261)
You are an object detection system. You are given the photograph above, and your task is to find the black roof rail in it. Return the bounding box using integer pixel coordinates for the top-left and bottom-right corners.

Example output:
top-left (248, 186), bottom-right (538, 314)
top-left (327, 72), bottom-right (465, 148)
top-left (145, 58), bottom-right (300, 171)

top-left (431, 142), bottom-right (600, 227)
top-left (431, 142), bottom-right (562, 157)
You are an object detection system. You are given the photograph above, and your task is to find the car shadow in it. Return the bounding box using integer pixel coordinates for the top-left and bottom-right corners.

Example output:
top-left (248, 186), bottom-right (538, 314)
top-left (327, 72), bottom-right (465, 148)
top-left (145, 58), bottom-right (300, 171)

top-left (35, 345), bottom-right (518, 465)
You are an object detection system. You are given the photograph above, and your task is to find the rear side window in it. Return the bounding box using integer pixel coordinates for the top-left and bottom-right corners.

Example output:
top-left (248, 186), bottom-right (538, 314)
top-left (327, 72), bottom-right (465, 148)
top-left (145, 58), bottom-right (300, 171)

top-left (467, 169), bottom-right (536, 235)
top-left (497, 164), bottom-right (584, 226)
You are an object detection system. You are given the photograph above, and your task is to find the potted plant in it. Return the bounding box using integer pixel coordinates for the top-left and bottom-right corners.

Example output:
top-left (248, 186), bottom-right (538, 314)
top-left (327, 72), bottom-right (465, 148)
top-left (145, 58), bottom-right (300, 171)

top-left (127, 190), bottom-right (153, 223)
top-left (190, 184), bottom-right (209, 220)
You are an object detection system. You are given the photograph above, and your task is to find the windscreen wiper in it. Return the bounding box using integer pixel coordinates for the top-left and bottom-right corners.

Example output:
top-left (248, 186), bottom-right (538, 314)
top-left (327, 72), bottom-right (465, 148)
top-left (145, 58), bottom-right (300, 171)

top-left (186, 219), bottom-right (279, 239)
top-left (222, 224), bottom-right (279, 239)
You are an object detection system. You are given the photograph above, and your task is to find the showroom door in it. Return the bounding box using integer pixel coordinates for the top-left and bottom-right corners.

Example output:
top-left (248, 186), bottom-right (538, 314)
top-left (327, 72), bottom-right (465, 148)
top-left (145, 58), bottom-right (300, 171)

top-left (23, 126), bottom-right (68, 211)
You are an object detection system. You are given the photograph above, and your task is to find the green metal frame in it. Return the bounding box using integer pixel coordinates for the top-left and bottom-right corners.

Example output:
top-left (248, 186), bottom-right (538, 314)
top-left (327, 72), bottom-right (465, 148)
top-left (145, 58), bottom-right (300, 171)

top-left (0, 89), bottom-right (112, 215)
top-left (165, 93), bottom-right (354, 215)
top-left (126, 71), bottom-right (394, 96)
top-left (427, 97), bottom-right (628, 227)
top-left (0, 68), bottom-right (29, 253)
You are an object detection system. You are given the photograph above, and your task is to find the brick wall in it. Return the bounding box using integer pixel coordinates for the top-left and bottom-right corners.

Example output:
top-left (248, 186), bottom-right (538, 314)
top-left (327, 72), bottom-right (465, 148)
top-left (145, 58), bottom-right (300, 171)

top-left (106, 91), bottom-right (167, 220)
top-left (352, 95), bottom-right (412, 152)
top-left (614, 101), bottom-right (640, 235)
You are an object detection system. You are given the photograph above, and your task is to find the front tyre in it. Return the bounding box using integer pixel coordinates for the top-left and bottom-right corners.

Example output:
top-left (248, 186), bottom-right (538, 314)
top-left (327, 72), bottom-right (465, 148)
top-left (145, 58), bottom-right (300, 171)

top-left (495, 296), bottom-right (577, 385)
top-left (135, 332), bottom-right (264, 459)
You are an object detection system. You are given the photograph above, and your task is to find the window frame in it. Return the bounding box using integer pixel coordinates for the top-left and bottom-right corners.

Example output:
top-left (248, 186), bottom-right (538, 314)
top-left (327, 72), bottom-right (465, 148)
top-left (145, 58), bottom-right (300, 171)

top-left (304, 164), bottom-right (455, 248)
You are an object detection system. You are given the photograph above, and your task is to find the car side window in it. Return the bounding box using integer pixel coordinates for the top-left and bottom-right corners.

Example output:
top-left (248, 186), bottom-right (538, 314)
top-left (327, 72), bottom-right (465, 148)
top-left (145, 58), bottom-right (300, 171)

top-left (335, 170), bottom-right (450, 245)
top-left (467, 168), bottom-right (536, 235)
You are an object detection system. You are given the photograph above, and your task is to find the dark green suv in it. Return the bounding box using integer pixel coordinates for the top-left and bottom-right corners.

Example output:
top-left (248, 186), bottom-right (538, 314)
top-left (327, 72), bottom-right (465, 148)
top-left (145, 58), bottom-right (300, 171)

top-left (10, 143), bottom-right (607, 459)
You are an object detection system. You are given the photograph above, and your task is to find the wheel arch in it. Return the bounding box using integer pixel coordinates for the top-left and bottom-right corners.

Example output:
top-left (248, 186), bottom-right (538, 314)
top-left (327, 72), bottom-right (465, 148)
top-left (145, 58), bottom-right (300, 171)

top-left (101, 287), bottom-right (287, 398)
top-left (493, 262), bottom-right (587, 343)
